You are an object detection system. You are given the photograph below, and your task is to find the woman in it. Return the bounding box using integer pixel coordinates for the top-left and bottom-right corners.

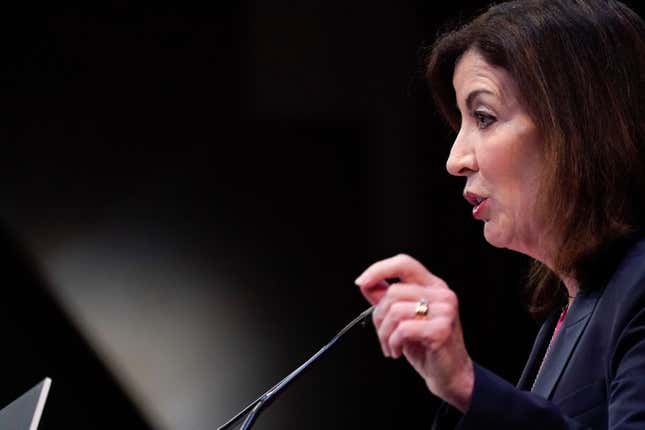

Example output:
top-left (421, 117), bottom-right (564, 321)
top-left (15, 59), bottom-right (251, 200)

top-left (355, 0), bottom-right (645, 428)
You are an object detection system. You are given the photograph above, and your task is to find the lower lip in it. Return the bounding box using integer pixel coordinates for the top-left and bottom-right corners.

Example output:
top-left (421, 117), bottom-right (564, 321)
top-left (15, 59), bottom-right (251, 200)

top-left (472, 199), bottom-right (489, 220)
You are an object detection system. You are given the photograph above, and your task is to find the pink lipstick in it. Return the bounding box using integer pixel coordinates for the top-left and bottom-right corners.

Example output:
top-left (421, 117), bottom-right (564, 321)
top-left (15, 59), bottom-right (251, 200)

top-left (472, 198), bottom-right (488, 220)
top-left (464, 191), bottom-right (488, 220)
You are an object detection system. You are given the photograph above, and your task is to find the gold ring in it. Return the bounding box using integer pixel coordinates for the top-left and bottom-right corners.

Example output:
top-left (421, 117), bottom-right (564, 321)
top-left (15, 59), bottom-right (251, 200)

top-left (415, 298), bottom-right (429, 319)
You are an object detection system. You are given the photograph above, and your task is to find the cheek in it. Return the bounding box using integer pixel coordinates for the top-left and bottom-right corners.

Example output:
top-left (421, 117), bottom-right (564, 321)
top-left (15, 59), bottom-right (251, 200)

top-left (478, 148), bottom-right (518, 193)
top-left (481, 139), bottom-right (536, 198)
top-left (513, 151), bottom-right (543, 214)
top-left (480, 150), bottom-right (532, 230)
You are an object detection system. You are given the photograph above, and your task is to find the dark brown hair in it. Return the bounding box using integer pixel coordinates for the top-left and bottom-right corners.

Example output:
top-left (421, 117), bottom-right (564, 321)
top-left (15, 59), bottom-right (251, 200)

top-left (426, 0), bottom-right (645, 317)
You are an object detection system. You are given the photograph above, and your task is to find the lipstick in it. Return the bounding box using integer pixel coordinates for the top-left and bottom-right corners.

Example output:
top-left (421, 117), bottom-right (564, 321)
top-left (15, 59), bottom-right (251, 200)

top-left (464, 191), bottom-right (489, 220)
top-left (472, 198), bottom-right (488, 220)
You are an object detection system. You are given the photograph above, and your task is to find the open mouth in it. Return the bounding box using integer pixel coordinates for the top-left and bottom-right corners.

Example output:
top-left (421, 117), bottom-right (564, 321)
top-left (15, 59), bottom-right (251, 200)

top-left (464, 191), bottom-right (486, 206)
top-left (464, 191), bottom-right (488, 220)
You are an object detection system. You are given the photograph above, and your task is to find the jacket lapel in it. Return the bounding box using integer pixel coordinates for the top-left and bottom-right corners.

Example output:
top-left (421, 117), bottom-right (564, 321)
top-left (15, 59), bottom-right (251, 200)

top-left (517, 313), bottom-right (558, 389)
top-left (531, 289), bottom-right (601, 398)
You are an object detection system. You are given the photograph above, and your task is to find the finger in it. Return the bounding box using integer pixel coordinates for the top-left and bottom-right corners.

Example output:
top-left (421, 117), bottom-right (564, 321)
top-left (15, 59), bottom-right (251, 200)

top-left (375, 322), bottom-right (391, 358)
top-left (358, 279), bottom-right (389, 306)
top-left (355, 254), bottom-right (440, 288)
top-left (388, 318), bottom-right (452, 358)
top-left (373, 284), bottom-right (456, 327)
top-left (377, 301), bottom-right (418, 357)
top-left (376, 301), bottom-right (413, 357)
top-left (378, 302), bottom-right (453, 357)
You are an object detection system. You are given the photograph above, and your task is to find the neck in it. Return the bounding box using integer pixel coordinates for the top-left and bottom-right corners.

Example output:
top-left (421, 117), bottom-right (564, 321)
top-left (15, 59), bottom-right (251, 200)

top-left (521, 235), bottom-right (578, 304)
top-left (562, 276), bottom-right (578, 307)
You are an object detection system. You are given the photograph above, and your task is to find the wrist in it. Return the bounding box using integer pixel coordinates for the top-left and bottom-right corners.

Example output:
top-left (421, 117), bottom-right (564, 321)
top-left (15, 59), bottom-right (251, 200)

top-left (435, 359), bottom-right (474, 413)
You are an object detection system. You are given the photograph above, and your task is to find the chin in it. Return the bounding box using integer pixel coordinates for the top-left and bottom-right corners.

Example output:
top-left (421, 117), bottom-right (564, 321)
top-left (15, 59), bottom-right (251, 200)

top-left (482, 222), bottom-right (509, 249)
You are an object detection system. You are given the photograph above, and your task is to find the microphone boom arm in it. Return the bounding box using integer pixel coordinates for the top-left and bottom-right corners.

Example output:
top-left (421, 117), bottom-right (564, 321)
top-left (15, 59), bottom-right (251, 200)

top-left (217, 305), bottom-right (375, 430)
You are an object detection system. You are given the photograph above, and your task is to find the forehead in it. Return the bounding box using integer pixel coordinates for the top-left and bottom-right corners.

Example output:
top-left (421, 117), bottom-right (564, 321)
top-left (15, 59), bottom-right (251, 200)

top-left (452, 49), bottom-right (519, 107)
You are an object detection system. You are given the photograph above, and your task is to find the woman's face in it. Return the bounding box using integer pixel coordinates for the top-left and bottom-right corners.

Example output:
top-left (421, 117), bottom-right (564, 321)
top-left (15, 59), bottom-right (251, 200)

top-left (447, 49), bottom-right (546, 259)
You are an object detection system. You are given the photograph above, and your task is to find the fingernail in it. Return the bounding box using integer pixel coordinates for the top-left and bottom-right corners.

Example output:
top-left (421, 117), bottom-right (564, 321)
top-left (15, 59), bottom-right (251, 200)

top-left (354, 274), bottom-right (365, 285)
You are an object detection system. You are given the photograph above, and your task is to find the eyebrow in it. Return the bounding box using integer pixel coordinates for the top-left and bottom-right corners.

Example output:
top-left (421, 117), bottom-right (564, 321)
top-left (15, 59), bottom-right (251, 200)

top-left (464, 89), bottom-right (496, 111)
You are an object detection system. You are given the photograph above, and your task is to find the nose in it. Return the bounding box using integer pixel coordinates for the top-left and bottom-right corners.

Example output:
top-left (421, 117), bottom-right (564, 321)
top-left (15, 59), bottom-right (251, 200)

top-left (446, 128), bottom-right (477, 176)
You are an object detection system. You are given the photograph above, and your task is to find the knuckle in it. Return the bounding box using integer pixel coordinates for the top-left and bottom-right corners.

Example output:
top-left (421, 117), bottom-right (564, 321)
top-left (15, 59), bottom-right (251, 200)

top-left (389, 322), bottom-right (405, 342)
top-left (390, 302), bottom-right (406, 319)
top-left (376, 297), bottom-right (391, 315)
top-left (435, 319), bottom-right (453, 339)
top-left (378, 317), bottom-right (392, 336)
top-left (445, 306), bottom-right (457, 320)
top-left (394, 253), bottom-right (415, 266)
top-left (442, 289), bottom-right (459, 307)
top-left (388, 283), bottom-right (406, 296)
top-left (436, 279), bottom-right (450, 289)
top-left (430, 276), bottom-right (448, 289)
top-left (399, 320), bottom-right (416, 338)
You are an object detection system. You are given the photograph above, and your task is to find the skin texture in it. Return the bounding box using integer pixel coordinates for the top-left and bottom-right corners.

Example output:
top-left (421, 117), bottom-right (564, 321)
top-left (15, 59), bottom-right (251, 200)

top-left (355, 254), bottom-right (474, 412)
top-left (448, 49), bottom-right (545, 260)
top-left (355, 49), bottom-right (558, 412)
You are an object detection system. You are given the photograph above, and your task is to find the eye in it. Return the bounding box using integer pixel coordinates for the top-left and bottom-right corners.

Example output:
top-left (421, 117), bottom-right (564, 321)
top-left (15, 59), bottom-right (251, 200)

top-left (473, 110), bottom-right (496, 129)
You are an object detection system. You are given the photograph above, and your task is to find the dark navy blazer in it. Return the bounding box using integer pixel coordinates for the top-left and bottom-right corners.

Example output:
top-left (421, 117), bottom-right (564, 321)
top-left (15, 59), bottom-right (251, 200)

top-left (434, 237), bottom-right (645, 429)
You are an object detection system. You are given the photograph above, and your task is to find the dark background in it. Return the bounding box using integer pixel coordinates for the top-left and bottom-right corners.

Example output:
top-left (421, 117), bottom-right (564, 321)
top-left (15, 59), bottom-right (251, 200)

top-left (0, 1), bottom-right (641, 429)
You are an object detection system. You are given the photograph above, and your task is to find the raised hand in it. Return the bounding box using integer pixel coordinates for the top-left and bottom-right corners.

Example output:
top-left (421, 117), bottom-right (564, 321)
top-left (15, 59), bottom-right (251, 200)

top-left (355, 254), bottom-right (474, 412)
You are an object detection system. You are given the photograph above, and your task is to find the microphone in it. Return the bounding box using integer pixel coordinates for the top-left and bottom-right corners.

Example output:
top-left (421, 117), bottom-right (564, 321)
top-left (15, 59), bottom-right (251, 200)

top-left (217, 305), bottom-right (375, 430)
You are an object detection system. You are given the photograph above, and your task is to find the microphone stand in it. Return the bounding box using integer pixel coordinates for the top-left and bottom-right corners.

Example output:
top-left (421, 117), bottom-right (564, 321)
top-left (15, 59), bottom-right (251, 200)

top-left (217, 305), bottom-right (375, 430)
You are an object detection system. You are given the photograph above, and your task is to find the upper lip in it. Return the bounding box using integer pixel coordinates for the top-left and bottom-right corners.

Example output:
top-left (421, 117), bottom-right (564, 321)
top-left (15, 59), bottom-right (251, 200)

top-left (464, 191), bottom-right (487, 206)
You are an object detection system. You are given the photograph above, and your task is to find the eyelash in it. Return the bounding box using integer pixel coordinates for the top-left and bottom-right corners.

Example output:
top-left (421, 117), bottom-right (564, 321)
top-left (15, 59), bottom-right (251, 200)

top-left (473, 110), bottom-right (496, 129)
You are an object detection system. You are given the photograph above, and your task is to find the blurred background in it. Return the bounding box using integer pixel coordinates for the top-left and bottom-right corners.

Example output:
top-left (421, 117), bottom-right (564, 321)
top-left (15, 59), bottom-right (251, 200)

top-left (0, 1), bottom-right (641, 429)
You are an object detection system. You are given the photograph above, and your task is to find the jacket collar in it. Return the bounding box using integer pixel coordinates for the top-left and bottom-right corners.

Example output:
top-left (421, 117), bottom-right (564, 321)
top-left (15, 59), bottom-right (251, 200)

top-left (530, 289), bottom-right (601, 398)
top-left (517, 235), bottom-right (645, 396)
top-left (517, 312), bottom-right (558, 390)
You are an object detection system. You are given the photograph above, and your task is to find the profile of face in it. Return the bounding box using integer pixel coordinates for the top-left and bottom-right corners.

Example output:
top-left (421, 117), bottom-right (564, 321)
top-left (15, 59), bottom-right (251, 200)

top-left (447, 49), bottom-right (546, 260)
